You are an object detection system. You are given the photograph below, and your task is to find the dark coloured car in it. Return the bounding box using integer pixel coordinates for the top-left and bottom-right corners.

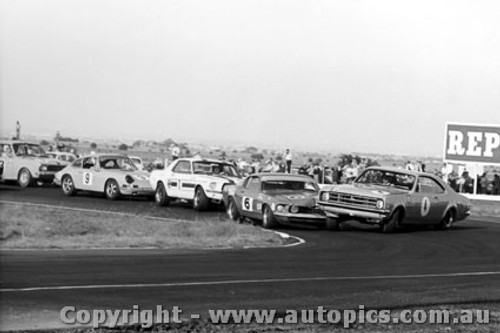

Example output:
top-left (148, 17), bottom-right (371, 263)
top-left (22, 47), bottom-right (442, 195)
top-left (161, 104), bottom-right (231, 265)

top-left (317, 167), bottom-right (471, 232)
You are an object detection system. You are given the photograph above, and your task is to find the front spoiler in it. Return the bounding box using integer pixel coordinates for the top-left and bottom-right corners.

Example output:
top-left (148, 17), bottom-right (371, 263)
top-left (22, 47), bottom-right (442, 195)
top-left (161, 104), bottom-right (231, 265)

top-left (318, 204), bottom-right (390, 222)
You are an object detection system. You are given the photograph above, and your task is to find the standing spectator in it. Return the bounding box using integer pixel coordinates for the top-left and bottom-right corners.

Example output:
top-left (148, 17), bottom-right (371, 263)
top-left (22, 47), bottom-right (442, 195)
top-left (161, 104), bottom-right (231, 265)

top-left (330, 164), bottom-right (340, 184)
top-left (493, 173), bottom-right (500, 195)
top-left (405, 161), bottom-right (414, 171)
top-left (284, 149), bottom-right (293, 173)
top-left (171, 145), bottom-right (180, 161)
top-left (441, 163), bottom-right (453, 184)
top-left (344, 161), bottom-right (359, 183)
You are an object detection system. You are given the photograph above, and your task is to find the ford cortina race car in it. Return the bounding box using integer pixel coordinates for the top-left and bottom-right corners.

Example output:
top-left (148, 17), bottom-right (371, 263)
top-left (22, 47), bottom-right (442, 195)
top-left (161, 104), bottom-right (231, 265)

top-left (317, 166), bottom-right (471, 232)
top-left (223, 173), bottom-right (326, 229)
top-left (54, 154), bottom-right (154, 199)
top-left (0, 140), bottom-right (66, 187)
top-left (149, 158), bottom-right (242, 211)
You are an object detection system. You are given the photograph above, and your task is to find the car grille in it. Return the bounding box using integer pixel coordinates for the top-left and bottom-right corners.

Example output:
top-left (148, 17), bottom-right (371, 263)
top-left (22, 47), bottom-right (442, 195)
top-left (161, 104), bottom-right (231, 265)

top-left (327, 192), bottom-right (378, 209)
top-left (47, 165), bottom-right (66, 172)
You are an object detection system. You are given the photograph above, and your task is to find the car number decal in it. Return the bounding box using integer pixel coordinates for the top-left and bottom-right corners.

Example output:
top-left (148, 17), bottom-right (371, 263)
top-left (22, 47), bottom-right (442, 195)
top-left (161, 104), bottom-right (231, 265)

top-left (421, 197), bottom-right (431, 217)
top-left (83, 172), bottom-right (93, 186)
top-left (242, 197), bottom-right (253, 212)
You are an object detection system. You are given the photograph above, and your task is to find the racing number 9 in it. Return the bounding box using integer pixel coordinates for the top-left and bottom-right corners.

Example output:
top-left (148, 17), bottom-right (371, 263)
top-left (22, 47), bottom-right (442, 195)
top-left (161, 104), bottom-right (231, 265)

top-left (83, 172), bottom-right (92, 186)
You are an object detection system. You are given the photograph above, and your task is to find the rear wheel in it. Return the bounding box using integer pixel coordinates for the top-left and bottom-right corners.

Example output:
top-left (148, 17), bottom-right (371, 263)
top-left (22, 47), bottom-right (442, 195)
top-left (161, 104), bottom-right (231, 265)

top-left (105, 179), bottom-right (121, 200)
top-left (227, 198), bottom-right (240, 221)
top-left (437, 210), bottom-right (455, 230)
top-left (18, 168), bottom-right (32, 188)
top-left (383, 209), bottom-right (400, 233)
top-left (155, 182), bottom-right (170, 206)
top-left (61, 175), bottom-right (76, 196)
top-left (262, 205), bottom-right (278, 229)
top-left (193, 187), bottom-right (209, 211)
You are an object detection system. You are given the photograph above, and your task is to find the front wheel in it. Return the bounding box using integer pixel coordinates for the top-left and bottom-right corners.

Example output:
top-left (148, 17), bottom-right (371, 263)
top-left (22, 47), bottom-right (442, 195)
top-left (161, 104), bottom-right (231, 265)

top-left (382, 209), bottom-right (400, 233)
top-left (18, 168), bottom-right (32, 188)
top-left (262, 205), bottom-right (278, 229)
top-left (325, 217), bottom-right (340, 231)
top-left (155, 182), bottom-right (170, 207)
top-left (193, 187), bottom-right (209, 211)
top-left (105, 179), bottom-right (121, 200)
top-left (227, 198), bottom-right (240, 221)
top-left (62, 175), bottom-right (77, 196)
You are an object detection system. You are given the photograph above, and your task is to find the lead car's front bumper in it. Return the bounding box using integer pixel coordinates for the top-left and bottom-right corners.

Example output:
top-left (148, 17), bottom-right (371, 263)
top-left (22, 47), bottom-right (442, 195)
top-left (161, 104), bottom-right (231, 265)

top-left (318, 203), bottom-right (390, 223)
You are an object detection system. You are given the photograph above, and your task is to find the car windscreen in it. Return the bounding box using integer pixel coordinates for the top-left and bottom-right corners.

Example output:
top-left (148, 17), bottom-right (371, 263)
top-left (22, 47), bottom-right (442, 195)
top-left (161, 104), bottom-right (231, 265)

top-left (99, 156), bottom-right (137, 171)
top-left (13, 143), bottom-right (47, 157)
top-left (262, 180), bottom-right (319, 192)
top-left (193, 162), bottom-right (239, 177)
top-left (355, 169), bottom-right (415, 190)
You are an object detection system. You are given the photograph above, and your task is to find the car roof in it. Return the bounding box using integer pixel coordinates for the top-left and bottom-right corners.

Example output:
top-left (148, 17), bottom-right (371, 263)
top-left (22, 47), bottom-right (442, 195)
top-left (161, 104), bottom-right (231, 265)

top-left (0, 140), bottom-right (41, 145)
top-left (78, 154), bottom-right (128, 159)
top-left (363, 166), bottom-right (441, 180)
top-left (253, 173), bottom-right (318, 182)
top-left (177, 157), bottom-right (232, 164)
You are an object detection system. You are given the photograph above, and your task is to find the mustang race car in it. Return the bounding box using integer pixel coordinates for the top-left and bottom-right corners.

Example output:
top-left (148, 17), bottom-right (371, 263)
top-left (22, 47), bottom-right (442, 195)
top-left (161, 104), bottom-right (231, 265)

top-left (0, 140), bottom-right (66, 187)
top-left (223, 173), bottom-right (326, 229)
top-left (54, 154), bottom-right (154, 199)
top-left (317, 166), bottom-right (471, 232)
top-left (149, 157), bottom-right (242, 211)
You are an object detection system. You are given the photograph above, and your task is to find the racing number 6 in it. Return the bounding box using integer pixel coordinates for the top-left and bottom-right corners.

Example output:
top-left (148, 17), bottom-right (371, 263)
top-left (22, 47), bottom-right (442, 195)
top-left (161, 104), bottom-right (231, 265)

top-left (242, 197), bottom-right (253, 211)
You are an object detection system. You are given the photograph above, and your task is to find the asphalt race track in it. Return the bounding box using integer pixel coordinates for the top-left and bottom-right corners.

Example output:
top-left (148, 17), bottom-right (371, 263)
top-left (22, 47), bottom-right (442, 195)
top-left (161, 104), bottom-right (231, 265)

top-left (1, 184), bottom-right (500, 330)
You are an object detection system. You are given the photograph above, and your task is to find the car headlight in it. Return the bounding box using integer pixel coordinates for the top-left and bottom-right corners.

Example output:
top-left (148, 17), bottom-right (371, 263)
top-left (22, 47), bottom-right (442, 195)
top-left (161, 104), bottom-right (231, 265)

top-left (125, 175), bottom-right (135, 184)
top-left (376, 199), bottom-right (384, 210)
top-left (209, 182), bottom-right (217, 190)
top-left (320, 192), bottom-right (330, 201)
top-left (276, 204), bottom-right (285, 212)
top-left (290, 205), bottom-right (299, 214)
top-left (39, 165), bottom-right (47, 172)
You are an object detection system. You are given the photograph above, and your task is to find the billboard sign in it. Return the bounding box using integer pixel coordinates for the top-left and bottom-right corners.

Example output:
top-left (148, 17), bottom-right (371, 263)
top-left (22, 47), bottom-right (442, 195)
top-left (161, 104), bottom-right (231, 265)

top-left (444, 123), bottom-right (500, 165)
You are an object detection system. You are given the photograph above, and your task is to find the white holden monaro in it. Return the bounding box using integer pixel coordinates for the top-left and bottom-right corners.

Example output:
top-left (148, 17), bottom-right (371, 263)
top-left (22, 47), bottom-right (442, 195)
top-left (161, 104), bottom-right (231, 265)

top-left (150, 158), bottom-right (242, 211)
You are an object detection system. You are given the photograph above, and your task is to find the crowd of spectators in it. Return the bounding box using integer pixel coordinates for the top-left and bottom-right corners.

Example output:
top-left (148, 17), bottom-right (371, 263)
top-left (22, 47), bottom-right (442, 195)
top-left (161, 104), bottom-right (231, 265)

top-left (438, 163), bottom-right (500, 195)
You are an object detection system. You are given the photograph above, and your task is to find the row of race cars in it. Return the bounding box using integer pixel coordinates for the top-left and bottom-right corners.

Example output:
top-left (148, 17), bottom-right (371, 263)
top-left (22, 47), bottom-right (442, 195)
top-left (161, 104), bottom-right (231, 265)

top-left (0, 140), bottom-right (472, 232)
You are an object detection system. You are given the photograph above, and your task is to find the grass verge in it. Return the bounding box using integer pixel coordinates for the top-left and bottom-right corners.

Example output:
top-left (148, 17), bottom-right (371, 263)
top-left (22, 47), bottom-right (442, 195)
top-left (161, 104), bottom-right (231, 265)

top-left (0, 203), bottom-right (285, 250)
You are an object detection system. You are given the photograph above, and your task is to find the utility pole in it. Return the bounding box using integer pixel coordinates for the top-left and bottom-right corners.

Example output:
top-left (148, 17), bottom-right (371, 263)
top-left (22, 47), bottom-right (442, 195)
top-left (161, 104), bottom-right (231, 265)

top-left (15, 121), bottom-right (21, 140)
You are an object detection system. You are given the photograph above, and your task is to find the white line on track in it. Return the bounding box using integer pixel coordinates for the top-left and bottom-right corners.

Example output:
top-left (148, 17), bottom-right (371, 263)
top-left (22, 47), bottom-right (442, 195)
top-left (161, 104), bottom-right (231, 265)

top-left (2, 271), bottom-right (499, 293)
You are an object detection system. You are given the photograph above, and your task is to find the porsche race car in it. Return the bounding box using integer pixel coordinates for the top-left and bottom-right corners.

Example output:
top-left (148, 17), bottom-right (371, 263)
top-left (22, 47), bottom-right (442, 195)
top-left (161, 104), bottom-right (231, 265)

top-left (54, 154), bottom-right (154, 199)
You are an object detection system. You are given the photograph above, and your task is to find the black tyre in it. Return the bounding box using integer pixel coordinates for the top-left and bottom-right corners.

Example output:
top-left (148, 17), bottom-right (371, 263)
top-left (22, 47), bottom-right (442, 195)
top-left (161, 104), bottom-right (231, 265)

top-left (325, 217), bottom-right (340, 231)
top-left (155, 182), bottom-right (170, 207)
top-left (437, 210), bottom-right (455, 230)
top-left (227, 198), bottom-right (240, 221)
top-left (105, 179), bottom-right (121, 200)
top-left (18, 168), bottom-right (32, 188)
top-left (262, 205), bottom-right (278, 229)
top-left (382, 209), bottom-right (400, 233)
top-left (61, 175), bottom-right (77, 196)
top-left (193, 187), bottom-right (209, 211)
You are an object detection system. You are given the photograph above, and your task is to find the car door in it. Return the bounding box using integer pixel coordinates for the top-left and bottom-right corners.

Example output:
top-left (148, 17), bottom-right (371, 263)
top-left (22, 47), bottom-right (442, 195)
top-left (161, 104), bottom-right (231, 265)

top-left (235, 176), bottom-right (262, 219)
top-left (169, 160), bottom-right (195, 199)
top-left (79, 157), bottom-right (98, 191)
top-left (407, 176), bottom-right (448, 224)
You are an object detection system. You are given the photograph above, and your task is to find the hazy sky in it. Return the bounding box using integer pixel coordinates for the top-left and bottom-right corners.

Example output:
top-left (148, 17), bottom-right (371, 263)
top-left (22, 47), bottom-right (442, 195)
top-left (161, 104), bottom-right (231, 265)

top-left (1, 0), bottom-right (499, 156)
